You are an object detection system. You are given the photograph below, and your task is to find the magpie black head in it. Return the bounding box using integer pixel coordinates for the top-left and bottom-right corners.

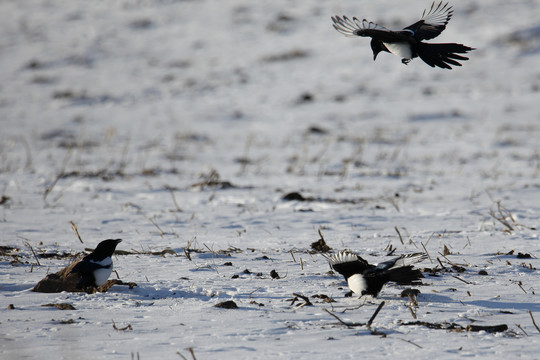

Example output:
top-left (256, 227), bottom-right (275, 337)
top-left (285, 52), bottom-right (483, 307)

top-left (84, 239), bottom-right (122, 262)
top-left (370, 39), bottom-right (389, 60)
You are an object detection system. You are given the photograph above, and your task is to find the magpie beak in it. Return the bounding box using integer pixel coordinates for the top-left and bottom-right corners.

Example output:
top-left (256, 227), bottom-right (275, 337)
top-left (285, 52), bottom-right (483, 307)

top-left (332, 1), bottom-right (475, 69)
top-left (324, 251), bottom-right (427, 297)
top-left (70, 239), bottom-right (122, 290)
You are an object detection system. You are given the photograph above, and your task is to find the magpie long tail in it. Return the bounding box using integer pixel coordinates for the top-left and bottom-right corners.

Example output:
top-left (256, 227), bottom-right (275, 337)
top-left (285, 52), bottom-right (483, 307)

top-left (385, 266), bottom-right (424, 285)
top-left (417, 42), bottom-right (474, 69)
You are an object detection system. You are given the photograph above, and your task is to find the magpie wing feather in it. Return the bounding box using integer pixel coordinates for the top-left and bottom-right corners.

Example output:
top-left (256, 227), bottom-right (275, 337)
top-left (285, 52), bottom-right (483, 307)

top-left (332, 16), bottom-right (391, 37)
top-left (70, 260), bottom-right (99, 288)
top-left (417, 42), bottom-right (474, 69)
top-left (324, 251), bottom-right (371, 279)
top-left (376, 253), bottom-right (427, 270)
top-left (71, 260), bottom-right (94, 275)
top-left (404, 1), bottom-right (453, 41)
top-left (391, 253), bottom-right (428, 268)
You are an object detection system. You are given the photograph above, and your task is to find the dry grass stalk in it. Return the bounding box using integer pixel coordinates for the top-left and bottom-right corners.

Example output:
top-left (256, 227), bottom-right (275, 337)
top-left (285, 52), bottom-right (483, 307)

top-left (408, 304), bottom-right (417, 319)
top-left (289, 249), bottom-right (296, 262)
top-left (443, 245), bottom-right (451, 256)
top-left (69, 221), bottom-right (84, 243)
top-left (149, 217), bottom-right (165, 237)
top-left (394, 226), bottom-right (404, 245)
top-left (437, 257), bottom-right (447, 270)
top-left (22, 240), bottom-right (41, 266)
top-left (43, 147), bottom-right (72, 203)
top-left (515, 323), bottom-right (529, 336)
top-left (398, 338), bottom-right (422, 348)
top-left (450, 275), bottom-right (472, 285)
top-left (167, 187), bottom-right (182, 212)
top-left (529, 310), bottom-right (540, 334)
top-left (324, 301), bottom-right (386, 336)
top-left (384, 242), bottom-right (396, 256)
top-left (323, 308), bottom-right (364, 327)
top-left (367, 301), bottom-right (385, 327)
top-left (291, 293), bottom-right (313, 309)
top-left (489, 200), bottom-right (517, 232)
top-left (177, 347), bottom-right (197, 360)
top-left (421, 242), bottom-right (433, 264)
top-left (112, 319), bottom-right (133, 331)
top-left (408, 293), bottom-right (418, 307)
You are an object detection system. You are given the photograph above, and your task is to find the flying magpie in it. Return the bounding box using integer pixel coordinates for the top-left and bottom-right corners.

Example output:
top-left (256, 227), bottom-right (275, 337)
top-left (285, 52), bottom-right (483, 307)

top-left (324, 251), bottom-right (427, 297)
top-left (70, 239), bottom-right (122, 290)
top-left (332, 1), bottom-right (474, 69)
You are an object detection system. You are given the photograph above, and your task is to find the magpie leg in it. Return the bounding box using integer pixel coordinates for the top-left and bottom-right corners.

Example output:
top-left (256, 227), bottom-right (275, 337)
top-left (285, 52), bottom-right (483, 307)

top-left (402, 58), bottom-right (411, 65)
top-left (345, 291), bottom-right (353, 297)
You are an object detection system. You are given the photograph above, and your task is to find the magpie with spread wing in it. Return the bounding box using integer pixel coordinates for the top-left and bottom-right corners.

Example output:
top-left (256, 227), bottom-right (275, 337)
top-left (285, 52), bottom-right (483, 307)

top-left (332, 1), bottom-right (474, 69)
top-left (324, 251), bottom-right (427, 297)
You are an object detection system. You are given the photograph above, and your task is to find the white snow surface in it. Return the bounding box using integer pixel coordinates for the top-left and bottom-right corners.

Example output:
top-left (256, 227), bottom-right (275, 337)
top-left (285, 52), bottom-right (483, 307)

top-left (1, 0), bottom-right (540, 359)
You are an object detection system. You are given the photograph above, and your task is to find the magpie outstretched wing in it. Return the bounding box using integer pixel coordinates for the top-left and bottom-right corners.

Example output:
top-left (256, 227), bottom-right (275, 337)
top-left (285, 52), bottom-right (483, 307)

top-left (404, 1), bottom-right (454, 41)
top-left (375, 253), bottom-right (428, 270)
top-left (324, 251), bottom-right (372, 279)
top-left (331, 17), bottom-right (392, 38)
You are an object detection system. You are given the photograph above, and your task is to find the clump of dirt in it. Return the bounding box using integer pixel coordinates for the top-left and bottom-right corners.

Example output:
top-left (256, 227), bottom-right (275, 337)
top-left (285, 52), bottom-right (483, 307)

top-left (32, 261), bottom-right (81, 293)
top-left (41, 303), bottom-right (76, 310)
top-left (270, 269), bottom-right (280, 279)
top-left (311, 229), bottom-right (331, 253)
top-left (32, 261), bottom-right (136, 293)
top-left (215, 300), bottom-right (238, 309)
top-left (400, 288), bottom-right (421, 298)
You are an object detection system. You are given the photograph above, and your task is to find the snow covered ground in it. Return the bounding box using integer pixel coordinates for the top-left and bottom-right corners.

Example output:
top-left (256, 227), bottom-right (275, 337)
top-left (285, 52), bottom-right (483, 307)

top-left (1, 0), bottom-right (540, 358)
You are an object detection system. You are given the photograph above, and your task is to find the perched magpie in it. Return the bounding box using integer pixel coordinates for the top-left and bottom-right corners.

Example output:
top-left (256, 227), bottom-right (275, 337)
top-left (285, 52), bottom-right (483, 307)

top-left (325, 251), bottom-right (427, 297)
top-left (70, 239), bottom-right (122, 289)
top-left (332, 1), bottom-right (474, 69)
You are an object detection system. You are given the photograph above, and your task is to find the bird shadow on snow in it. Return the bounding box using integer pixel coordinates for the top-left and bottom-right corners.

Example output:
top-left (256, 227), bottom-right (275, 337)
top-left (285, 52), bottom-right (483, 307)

top-left (109, 282), bottom-right (271, 304)
top-left (0, 283), bottom-right (36, 293)
top-left (110, 283), bottom-right (214, 301)
top-left (418, 293), bottom-right (540, 312)
top-left (109, 284), bottom-right (275, 313)
top-left (463, 299), bottom-right (540, 312)
top-left (416, 292), bottom-right (457, 304)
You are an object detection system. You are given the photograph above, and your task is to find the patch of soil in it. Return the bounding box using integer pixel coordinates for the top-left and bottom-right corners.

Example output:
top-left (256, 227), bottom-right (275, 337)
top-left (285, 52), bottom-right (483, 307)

top-left (215, 300), bottom-right (238, 309)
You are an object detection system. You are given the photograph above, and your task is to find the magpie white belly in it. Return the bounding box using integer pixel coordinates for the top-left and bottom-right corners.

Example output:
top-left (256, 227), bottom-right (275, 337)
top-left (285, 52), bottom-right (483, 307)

top-left (93, 266), bottom-right (113, 286)
top-left (383, 42), bottom-right (412, 59)
top-left (90, 257), bottom-right (113, 286)
top-left (347, 274), bottom-right (367, 295)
